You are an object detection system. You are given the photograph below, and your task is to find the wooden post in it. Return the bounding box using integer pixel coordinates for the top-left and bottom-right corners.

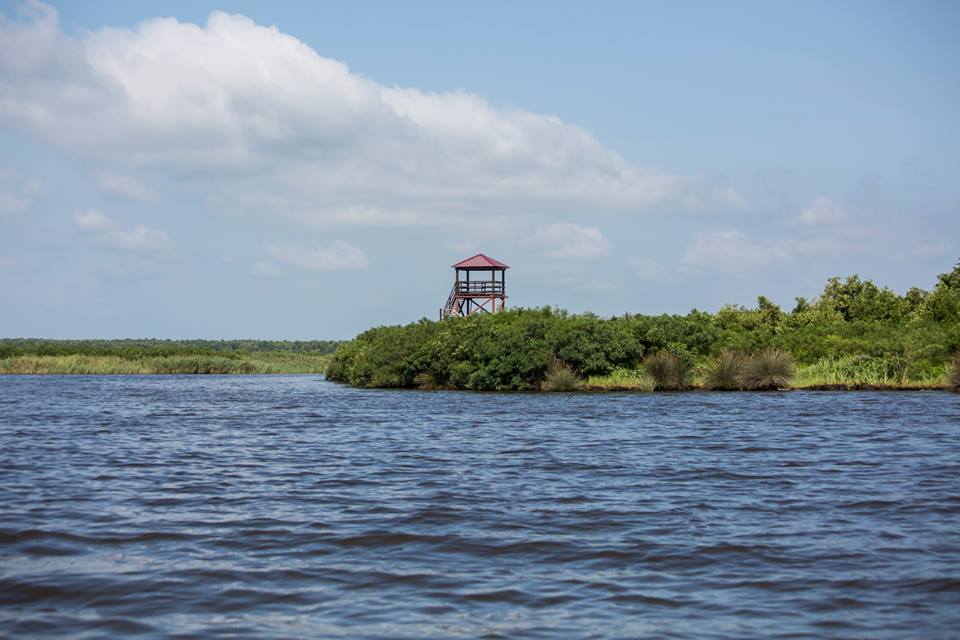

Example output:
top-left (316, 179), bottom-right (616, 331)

top-left (502, 269), bottom-right (506, 311)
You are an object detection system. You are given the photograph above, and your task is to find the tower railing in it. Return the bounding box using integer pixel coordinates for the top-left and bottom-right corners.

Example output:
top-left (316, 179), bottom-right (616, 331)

top-left (454, 281), bottom-right (504, 295)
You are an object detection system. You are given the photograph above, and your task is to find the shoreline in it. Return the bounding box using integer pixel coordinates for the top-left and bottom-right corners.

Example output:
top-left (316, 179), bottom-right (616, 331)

top-left (0, 369), bottom-right (952, 392)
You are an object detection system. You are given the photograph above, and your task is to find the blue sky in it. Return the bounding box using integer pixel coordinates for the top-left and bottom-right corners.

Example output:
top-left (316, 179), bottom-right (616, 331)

top-left (1, 1), bottom-right (957, 339)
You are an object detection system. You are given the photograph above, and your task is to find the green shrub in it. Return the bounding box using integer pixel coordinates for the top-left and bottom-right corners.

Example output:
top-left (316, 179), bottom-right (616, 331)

top-left (323, 263), bottom-right (960, 391)
top-left (542, 361), bottom-right (581, 392)
top-left (413, 372), bottom-right (443, 390)
top-left (703, 349), bottom-right (745, 390)
top-left (739, 349), bottom-right (795, 390)
top-left (643, 351), bottom-right (690, 391)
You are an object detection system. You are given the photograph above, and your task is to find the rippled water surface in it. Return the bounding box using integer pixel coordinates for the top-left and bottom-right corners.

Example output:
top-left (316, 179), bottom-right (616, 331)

top-left (1, 376), bottom-right (959, 638)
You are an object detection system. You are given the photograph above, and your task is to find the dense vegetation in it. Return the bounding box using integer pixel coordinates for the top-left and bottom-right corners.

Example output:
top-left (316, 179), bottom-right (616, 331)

top-left (0, 340), bottom-right (340, 374)
top-left (327, 262), bottom-right (960, 391)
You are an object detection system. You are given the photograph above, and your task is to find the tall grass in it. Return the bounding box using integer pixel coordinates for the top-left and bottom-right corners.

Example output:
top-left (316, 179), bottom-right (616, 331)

top-left (0, 353), bottom-right (330, 375)
top-left (585, 368), bottom-right (655, 392)
top-left (703, 349), bottom-right (745, 390)
top-left (542, 361), bottom-right (581, 392)
top-left (793, 355), bottom-right (941, 388)
top-left (738, 349), bottom-right (795, 390)
top-left (643, 351), bottom-right (690, 391)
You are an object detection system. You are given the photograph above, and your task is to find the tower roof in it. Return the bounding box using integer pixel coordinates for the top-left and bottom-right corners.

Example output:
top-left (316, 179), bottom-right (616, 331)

top-left (452, 253), bottom-right (509, 269)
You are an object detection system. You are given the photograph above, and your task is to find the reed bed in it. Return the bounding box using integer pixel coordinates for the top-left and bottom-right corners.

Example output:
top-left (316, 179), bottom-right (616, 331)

top-left (0, 353), bottom-right (330, 375)
top-left (584, 368), bottom-right (655, 392)
top-left (793, 355), bottom-right (942, 389)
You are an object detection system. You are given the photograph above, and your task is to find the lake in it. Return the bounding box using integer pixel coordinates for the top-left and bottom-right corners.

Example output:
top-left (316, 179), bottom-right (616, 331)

top-left (1, 376), bottom-right (958, 638)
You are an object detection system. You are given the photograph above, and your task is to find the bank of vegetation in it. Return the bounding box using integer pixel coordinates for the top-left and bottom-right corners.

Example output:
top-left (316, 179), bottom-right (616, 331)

top-left (0, 340), bottom-right (338, 374)
top-left (327, 262), bottom-right (960, 392)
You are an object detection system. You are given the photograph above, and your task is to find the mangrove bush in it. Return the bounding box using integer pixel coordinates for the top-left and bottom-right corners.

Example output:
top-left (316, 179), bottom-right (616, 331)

top-left (326, 261), bottom-right (960, 391)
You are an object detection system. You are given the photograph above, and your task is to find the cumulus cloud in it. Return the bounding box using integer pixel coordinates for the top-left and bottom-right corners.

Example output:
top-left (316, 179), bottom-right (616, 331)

top-left (74, 209), bottom-right (111, 230)
top-left (266, 241), bottom-right (369, 271)
top-left (794, 197), bottom-right (846, 225)
top-left (253, 261), bottom-right (283, 277)
top-left (0, 167), bottom-right (39, 216)
top-left (0, 192), bottom-right (30, 216)
top-left (96, 170), bottom-right (158, 201)
top-left (629, 257), bottom-right (668, 281)
top-left (73, 209), bottom-right (170, 250)
top-left (906, 242), bottom-right (950, 258)
top-left (0, 3), bottom-right (735, 227)
top-left (534, 222), bottom-right (611, 260)
top-left (682, 231), bottom-right (789, 272)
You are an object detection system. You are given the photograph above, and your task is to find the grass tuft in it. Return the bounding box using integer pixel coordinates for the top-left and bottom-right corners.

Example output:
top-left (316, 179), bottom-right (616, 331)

top-left (643, 351), bottom-right (690, 391)
top-left (703, 349), bottom-right (745, 390)
top-left (738, 349), bottom-right (795, 390)
top-left (542, 360), bottom-right (581, 392)
top-left (949, 353), bottom-right (960, 392)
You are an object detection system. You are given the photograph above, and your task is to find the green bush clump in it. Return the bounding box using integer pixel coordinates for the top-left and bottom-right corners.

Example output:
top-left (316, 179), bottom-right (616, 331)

top-left (643, 351), bottom-right (690, 391)
top-left (739, 349), bottom-right (795, 390)
top-left (703, 349), bottom-right (745, 390)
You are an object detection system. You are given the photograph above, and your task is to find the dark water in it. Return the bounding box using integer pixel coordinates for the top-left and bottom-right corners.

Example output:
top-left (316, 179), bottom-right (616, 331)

top-left (1, 376), bottom-right (959, 638)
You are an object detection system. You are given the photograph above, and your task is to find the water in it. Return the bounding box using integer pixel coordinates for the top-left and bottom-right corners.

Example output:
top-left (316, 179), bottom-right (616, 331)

top-left (1, 376), bottom-right (958, 638)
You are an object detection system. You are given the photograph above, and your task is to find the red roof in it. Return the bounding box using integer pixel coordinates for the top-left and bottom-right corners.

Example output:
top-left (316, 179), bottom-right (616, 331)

top-left (452, 253), bottom-right (509, 269)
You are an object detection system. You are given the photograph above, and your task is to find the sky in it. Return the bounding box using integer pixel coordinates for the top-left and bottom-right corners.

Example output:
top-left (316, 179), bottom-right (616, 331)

top-left (0, 0), bottom-right (958, 339)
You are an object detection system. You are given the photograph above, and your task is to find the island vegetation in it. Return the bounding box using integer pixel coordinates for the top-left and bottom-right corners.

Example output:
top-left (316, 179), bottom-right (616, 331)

top-left (327, 262), bottom-right (960, 392)
top-left (0, 339), bottom-right (339, 374)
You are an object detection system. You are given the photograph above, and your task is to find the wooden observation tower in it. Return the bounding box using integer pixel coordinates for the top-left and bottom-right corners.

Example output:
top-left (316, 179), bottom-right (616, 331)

top-left (440, 253), bottom-right (509, 319)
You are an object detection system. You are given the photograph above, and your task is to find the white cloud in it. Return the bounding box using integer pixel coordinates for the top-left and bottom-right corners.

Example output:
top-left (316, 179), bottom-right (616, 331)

top-left (327, 206), bottom-right (424, 228)
top-left (629, 257), bottom-right (668, 281)
top-left (96, 170), bottom-right (158, 201)
top-left (682, 231), bottom-right (788, 272)
top-left (0, 192), bottom-right (30, 215)
top-left (534, 222), bottom-right (611, 260)
top-left (107, 224), bottom-right (170, 250)
top-left (0, 3), bottom-right (737, 228)
top-left (266, 241), bottom-right (369, 271)
top-left (73, 209), bottom-right (170, 250)
top-left (0, 167), bottom-right (38, 216)
top-left (794, 197), bottom-right (846, 225)
top-left (253, 261), bottom-right (283, 277)
top-left (74, 209), bottom-right (111, 229)
top-left (906, 242), bottom-right (950, 258)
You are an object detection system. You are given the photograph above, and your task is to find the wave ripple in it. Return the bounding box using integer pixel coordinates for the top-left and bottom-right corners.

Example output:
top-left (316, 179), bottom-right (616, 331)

top-left (1, 377), bottom-right (959, 638)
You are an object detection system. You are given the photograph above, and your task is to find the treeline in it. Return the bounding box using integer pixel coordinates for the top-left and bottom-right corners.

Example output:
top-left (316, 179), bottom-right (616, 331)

top-left (0, 339), bottom-right (342, 359)
top-left (327, 262), bottom-right (960, 391)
